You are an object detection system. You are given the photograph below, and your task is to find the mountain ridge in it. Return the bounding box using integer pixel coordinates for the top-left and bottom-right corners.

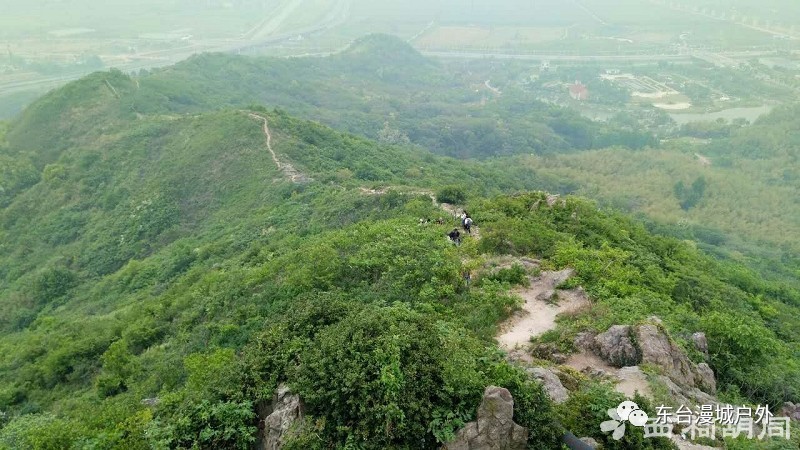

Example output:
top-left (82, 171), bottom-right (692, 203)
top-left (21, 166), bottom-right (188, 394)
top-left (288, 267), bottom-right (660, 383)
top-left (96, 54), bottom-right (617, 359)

top-left (0, 35), bottom-right (799, 450)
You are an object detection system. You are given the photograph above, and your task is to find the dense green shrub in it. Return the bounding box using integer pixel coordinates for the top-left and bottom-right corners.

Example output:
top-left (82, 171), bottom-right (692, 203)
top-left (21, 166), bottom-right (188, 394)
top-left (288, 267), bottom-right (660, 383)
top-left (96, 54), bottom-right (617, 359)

top-left (146, 349), bottom-right (255, 449)
top-left (30, 267), bottom-right (77, 305)
top-left (241, 297), bottom-right (559, 449)
top-left (479, 263), bottom-right (528, 287)
top-left (436, 185), bottom-right (467, 204)
top-left (0, 414), bottom-right (84, 450)
top-left (558, 386), bottom-right (673, 450)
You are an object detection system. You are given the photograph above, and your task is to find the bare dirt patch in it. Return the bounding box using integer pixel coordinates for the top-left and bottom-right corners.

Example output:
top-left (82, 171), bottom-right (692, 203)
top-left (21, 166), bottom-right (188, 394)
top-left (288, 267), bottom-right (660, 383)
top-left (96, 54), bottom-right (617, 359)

top-left (497, 269), bottom-right (589, 350)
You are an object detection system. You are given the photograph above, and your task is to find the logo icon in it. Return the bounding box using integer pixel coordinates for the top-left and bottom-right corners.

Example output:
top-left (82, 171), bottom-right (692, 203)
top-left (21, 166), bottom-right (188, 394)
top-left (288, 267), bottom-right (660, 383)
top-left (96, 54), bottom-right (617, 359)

top-left (601, 401), bottom-right (649, 440)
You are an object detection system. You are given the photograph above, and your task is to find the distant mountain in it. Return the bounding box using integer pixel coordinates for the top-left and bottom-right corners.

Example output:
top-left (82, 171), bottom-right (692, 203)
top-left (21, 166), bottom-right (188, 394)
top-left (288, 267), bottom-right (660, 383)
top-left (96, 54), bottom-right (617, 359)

top-left (116, 35), bottom-right (655, 159)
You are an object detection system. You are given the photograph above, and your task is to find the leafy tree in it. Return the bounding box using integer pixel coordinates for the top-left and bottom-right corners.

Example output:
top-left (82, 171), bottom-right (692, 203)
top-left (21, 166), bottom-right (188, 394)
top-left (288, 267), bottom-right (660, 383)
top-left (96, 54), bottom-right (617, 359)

top-left (30, 267), bottom-right (77, 305)
top-left (674, 176), bottom-right (707, 210)
top-left (436, 185), bottom-right (467, 205)
top-left (0, 414), bottom-right (84, 450)
top-left (96, 340), bottom-right (139, 398)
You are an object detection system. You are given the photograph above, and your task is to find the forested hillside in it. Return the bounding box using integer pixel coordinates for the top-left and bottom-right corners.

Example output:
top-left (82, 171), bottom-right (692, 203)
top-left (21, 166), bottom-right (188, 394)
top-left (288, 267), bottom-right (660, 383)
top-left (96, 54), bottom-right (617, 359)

top-left (1, 35), bottom-right (799, 450)
top-left (61, 34), bottom-right (797, 286)
top-left (124, 35), bottom-right (656, 159)
top-left (524, 105), bottom-right (800, 284)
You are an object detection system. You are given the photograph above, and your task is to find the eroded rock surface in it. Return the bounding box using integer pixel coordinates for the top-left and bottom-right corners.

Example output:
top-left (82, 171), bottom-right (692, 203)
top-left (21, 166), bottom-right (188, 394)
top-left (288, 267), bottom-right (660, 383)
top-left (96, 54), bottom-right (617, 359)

top-left (443, 386), bottom-right (528, 450)
top-left (591, 321), bottom-right (716, 395)
top-left (258, 384), bottom-right (303, 450)
top-left (594, 325), bottom-right (640, 367)
top-left (527, 367), bottom-right (569, 404)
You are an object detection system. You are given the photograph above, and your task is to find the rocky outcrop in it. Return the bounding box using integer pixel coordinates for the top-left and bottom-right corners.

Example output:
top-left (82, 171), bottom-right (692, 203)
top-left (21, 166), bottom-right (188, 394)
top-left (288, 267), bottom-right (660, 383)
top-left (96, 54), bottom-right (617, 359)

top-left (636, 324), bottom-right (697, 385)
top-left (257, 384), bottom-right (303, 450)
top-left (527, 367), bottom-right (569, 404)
top-left (535, 289), bottom-right (557, 302)
top-left (656, 375), bottom-right (716, 408)
top-left (635, 324), bottom-right (716, 394)
top-left (692, 332), bottom-right (708, 357)
top-left (780, 402), bottom-right (800, 421)
top-left (545, 194), bottom-right (567, 208)
top-left (594, 325), bottom-right (640, 367)
top-left (443, 386), bottom-right (528, 450)
top-left (694, 363), bottom-right (716, 393)
top-left (573, 331), bottom-right (596, 353)
top-left (589, 322), bottom-right (716, 395)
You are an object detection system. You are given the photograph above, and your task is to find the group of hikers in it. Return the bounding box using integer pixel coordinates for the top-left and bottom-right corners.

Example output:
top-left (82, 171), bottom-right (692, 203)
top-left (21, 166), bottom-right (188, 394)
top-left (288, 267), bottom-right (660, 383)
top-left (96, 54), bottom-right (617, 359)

top-left (446, 211), bottom-right (474, 245)
top-left (418, 210), bottom-right (474, 245)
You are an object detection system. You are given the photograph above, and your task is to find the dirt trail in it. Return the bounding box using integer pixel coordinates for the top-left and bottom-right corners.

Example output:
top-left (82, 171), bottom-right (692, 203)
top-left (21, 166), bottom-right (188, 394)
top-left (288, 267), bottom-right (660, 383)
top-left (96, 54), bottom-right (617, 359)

top-left (248, 113), bottom-right (309, 183)
top-left (565, 348), bottom-right (653, 399)
top-left (497, 269), bottom-right (589, 350)
top-left (495, 269), bottom-right (653, 400)
top-left (484, 80), bottom-right (502, 95)
top-left (695, 153), bottom-right (712, 167)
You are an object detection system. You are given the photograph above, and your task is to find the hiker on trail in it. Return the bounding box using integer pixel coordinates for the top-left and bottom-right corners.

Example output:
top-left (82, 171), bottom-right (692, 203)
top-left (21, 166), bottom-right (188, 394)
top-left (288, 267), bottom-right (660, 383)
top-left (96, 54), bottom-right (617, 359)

top-left (448, 228), bottom-right (461, 245)
top-left (464, 216), bottom-right (473, 234)
top-left (462, 269), bottom-right (472, 287)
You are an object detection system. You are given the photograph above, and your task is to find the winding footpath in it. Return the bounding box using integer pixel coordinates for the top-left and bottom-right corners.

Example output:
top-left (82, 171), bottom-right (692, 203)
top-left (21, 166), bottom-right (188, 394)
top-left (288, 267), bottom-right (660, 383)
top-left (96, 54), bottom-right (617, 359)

top-left (495, 269), bottom-right (653, 399)
top-left (248, 113), bottom-right (309, 183)
top-left (497, 269), bottom-right (589, 355)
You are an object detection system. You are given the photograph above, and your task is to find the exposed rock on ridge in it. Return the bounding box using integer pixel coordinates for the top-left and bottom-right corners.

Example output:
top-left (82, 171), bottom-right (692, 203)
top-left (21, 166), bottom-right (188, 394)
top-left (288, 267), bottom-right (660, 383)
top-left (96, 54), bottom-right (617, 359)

top-left (443, 386), bottom-right (528, 450)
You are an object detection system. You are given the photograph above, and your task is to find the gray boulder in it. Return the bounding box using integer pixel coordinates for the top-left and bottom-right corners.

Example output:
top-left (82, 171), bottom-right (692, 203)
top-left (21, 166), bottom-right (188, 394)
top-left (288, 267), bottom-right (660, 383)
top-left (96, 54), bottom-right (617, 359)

top-left (259, 384), bottom-right (303, 450)
top-left (636, 324), bottom-right (696, 385)
top-left (656, 375), bottom-right (716, 406)
top-left (573, 331), bottom-right (596, 353)
top-left (443, 386), bottom-right (528, 450)
top-left (779, 402), bottom-right (800, 421)
top-left (527, 367), bottom-right (569, 404)
top-left (594, 325), bottom-right (640, 367)
top-left (590, 322), bottom-right (717, 395)
top-left (692, 332), bottom-right (709, 356)
top-left (550, 268), bottom-right (576, 287)
top-left (536, 289), bottom-right (557, 302)
top-left (635, 324), bottom-right (716, 394)
top-left (695, 363), bottom-right (716, 393)
top-left (581, 367), bottom-right (609, 379)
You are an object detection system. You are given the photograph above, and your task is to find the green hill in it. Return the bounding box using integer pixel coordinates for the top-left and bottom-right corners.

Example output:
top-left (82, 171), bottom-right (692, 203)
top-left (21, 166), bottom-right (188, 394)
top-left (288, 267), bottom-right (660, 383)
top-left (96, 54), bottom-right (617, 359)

top-left (121, 35), bottom-right (655, 159)
top-left (70, 35), bottom-right (795, 282)
top-left (0, 38), bottom-right (799, 450)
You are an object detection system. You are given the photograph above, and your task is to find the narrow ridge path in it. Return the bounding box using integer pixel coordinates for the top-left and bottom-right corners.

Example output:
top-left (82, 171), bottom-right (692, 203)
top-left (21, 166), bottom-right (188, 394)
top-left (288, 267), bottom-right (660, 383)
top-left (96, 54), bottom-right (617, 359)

top-left (495, 269), bottom-right (653, 400)
top-left (497, 269), bottom-right (588, 354)
top-left (248, 113), bottom-right (309, 183)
